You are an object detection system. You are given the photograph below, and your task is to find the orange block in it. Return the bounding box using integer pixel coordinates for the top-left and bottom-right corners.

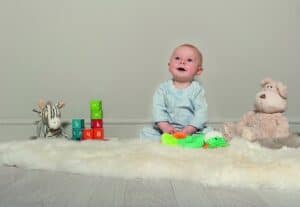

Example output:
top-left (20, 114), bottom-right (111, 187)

top-left (82, 129), bottom-right (93, 140)
top-left (93, 128), bottom-right (104, 140)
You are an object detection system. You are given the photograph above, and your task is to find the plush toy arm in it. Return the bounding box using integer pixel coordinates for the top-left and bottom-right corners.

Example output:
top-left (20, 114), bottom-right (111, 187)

top-left (275, 115), bottom-right (290, 138)
top-left (32, 109), bottom-right (41, 114)
top-left (240, 111), bottom-right (254, 126)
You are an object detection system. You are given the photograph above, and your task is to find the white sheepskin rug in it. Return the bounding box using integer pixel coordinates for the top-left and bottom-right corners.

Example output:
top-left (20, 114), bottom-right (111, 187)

top-left (0, 138), bottom-right (300, 190)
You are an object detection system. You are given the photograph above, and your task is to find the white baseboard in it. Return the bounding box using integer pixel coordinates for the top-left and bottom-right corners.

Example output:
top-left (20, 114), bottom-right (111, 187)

top-left (0, 118), bottom-right (299, 141)
top-left (1, 118), bottom-right (300, 125)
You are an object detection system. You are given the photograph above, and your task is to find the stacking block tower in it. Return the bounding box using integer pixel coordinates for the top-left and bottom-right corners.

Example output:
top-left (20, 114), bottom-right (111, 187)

top-left (81, 100), bottom-right (104, 140)
top-left (90, 100), bottom-right (104, 139)
top-left (72, 100), bottom-right (104, 140)
top-left (72, 119), bottom-right (84, 140)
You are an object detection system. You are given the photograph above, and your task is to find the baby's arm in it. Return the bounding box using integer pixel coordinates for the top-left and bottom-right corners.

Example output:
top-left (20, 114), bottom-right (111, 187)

top-left (157, 122), bottom-right (176, 134)
top-left (188, 85), bottom-right (208, 132)
top-left (152, 86), bottom-right (175, 134)
top-left (181, 125), bottom-right (198, 135)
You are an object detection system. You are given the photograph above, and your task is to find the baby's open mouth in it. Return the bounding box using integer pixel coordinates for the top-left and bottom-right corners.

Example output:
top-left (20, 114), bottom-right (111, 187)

top-left (177, 67), bottom-right (186, 72)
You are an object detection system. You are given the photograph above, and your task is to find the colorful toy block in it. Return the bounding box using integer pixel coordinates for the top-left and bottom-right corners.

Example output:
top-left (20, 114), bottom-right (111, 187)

top-left (90, 100), bottom-right (102, 112)
top-left (91, 111), bottom-right (103, 119)
top-left (72, 129), bottom-right (82, 141)
top-left (72, 119), bottom-right (85, 129)
top-left (72, 119), bottom-right (85, 141)
top-left (91, 119), bottom-right (103, 128)
top-left (82, 128), bottom-right (93, 140)
top-left (93, 128), bottom-right (104, 139)
top-left (72, 99), bottom-right (104, 141)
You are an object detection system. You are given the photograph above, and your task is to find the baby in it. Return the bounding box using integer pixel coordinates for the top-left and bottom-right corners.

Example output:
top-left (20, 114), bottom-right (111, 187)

top-left (140, 44), bottom-right (209, 140)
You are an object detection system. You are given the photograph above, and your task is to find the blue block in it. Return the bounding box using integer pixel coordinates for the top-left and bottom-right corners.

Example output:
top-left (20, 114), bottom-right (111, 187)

top-left (72, 119), bottom-right (85, 129)
top-left (72, 129), bottom-right (82, 141)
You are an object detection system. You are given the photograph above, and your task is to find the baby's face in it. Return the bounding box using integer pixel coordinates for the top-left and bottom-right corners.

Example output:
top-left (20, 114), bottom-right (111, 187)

top-left (168, 46), bottom-right (202, 82)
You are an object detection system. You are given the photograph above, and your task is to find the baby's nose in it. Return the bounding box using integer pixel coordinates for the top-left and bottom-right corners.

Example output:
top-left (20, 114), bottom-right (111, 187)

top-left (180, 60), bottom-right (185, 64)
top-left (260, 94), bottom-right (266, 99)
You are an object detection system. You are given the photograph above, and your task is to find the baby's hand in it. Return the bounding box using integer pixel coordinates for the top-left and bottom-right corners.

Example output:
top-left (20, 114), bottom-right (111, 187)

top-left (181, 125), bottom-right (197, 135)
top-left (158, 122), bottom-right (176, 134)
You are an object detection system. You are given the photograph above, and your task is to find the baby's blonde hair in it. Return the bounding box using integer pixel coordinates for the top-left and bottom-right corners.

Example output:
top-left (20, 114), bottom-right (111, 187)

top-left (175, 44), bottom-right (203, 67)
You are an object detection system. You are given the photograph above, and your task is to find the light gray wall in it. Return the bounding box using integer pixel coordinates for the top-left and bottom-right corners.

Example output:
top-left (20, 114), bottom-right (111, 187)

top-left (1, 0), bottom-right (299, 138)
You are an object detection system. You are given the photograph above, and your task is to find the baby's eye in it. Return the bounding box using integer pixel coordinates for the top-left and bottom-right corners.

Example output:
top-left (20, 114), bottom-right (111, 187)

top-left (175, 56), bottom-right (180, 60)
top-left (187, 58), bottom-right (193, 62)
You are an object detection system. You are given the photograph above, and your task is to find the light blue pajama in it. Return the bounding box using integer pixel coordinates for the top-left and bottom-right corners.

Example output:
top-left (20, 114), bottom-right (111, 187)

top-left (140, 80), bottom-right (210, 140)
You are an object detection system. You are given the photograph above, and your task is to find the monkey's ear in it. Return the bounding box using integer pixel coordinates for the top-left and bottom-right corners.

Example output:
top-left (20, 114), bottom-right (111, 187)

top-left (38, 100), bottom-right (46, 110)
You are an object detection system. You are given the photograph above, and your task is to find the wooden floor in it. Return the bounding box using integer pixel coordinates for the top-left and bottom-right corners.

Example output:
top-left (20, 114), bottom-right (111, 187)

top-left (1, 166), bottom-right (300, 207)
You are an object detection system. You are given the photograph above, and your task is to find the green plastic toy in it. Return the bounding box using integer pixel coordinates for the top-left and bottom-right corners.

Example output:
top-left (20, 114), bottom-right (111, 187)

top-left (161, 133), bottom-right (178, 146)
top-left (205, 137), bottom-right (229, 148)
top-left (161, 133), bottom-right (205, 148)
top-left (178, 134), bottom-right (205, 148)
top-left (161, 131), bottom-right (229, 149)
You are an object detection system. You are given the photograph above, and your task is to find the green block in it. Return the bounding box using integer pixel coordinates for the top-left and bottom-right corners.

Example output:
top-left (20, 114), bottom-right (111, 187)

top-left (90, 100), bottom-right (102, 111)
top-left (91, 110), bottom-right (103, 119)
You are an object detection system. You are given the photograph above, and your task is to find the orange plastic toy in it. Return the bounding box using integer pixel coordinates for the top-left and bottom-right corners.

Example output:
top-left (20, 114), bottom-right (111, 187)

top-left (173, 132), bottom-right (187, 139)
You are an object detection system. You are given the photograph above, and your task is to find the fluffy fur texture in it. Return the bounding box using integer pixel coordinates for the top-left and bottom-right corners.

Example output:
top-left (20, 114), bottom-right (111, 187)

top-left (1, 138), bottom-right (300, 190)
top-left (224, 78), bottom-right (290, 142)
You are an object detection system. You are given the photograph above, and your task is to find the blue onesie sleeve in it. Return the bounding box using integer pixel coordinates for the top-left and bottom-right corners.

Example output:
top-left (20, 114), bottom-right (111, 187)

top-left (152, 83), bottom-right (170, 123)
top-left (189, 85), bottom-right (208, 129)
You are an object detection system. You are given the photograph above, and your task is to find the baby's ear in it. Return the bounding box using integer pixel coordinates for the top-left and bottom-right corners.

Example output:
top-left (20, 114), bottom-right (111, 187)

top-left (196, 66), bottom-right (203, 75)
top-left (276, 82), bottom-right (288, 99)
top-left (261, 77), bottom-right (273, 88)
top-left (37, 100), bottom-right (46, 110)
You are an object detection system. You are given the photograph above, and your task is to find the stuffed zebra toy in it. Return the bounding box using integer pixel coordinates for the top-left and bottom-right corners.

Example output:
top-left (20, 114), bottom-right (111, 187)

top-left (33, 100), bottom-right (68, 138)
